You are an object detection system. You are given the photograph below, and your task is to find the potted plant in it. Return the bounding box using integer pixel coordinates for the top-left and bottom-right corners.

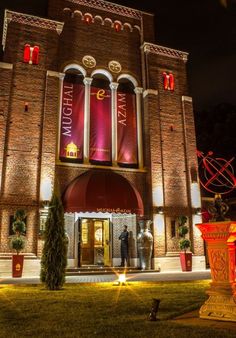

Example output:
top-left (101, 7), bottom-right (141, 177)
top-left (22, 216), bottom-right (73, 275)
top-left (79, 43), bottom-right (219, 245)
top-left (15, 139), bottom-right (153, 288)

top-left (10, 209), bottom-right (26, 277)
top-left (178, 216), bottom-right (192, 271)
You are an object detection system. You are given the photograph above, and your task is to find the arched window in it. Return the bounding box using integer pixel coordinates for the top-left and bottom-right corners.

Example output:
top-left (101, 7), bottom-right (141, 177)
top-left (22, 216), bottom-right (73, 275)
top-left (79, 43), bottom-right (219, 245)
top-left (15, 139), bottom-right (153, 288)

top-left (114, 21), bottom-right (122, 32)
top-left (83, 13), bottom-right (93, 25)
top-left (117, 78), bottom-right (138, 167)
top-left (59, 67), bottom-right (143, 169)
top-left (59, 68), bottom-right (85, 163)
top-left (89, 73), bottom-right (112, 165)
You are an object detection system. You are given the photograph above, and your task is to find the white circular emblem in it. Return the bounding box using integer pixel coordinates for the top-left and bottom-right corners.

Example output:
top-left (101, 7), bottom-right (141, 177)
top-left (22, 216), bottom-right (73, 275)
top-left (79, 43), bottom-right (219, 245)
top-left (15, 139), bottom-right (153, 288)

top-left (108, 60), bottom-right (122, 73)
top-left (82, 55), bottom-right (96, 68)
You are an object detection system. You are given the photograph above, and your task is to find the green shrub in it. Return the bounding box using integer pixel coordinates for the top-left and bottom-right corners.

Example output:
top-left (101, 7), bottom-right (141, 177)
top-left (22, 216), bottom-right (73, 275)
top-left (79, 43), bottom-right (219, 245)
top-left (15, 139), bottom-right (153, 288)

top-left (10, 209), bottom-right (27, 254)
top-left (179, 238), bottom-right (191, 251)
top-left (11, 235), bottom-right (25, 254)
top-left (178, 225), bottom-right (188, 237)
top-left (14, 209), bottom-right (26, 221)
top-left (40, 189), bottom-right (67, 290)
top-left (13, 220), bottom-right (26, 234)
top-left (178, 216), bottom-right (191, 252)
top-left (177, 215), bottom-right (188, 226)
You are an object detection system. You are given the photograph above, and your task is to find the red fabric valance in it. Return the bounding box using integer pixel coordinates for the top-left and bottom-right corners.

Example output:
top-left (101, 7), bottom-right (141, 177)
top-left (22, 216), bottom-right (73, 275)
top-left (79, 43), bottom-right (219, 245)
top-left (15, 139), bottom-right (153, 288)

top-left (62, 170), bottom-right (144, 215)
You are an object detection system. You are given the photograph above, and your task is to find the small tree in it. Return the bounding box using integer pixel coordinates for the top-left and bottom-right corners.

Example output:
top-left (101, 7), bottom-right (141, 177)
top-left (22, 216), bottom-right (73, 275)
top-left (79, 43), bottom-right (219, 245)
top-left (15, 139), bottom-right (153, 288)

top-left (40, 189), bottom-right (67, 290)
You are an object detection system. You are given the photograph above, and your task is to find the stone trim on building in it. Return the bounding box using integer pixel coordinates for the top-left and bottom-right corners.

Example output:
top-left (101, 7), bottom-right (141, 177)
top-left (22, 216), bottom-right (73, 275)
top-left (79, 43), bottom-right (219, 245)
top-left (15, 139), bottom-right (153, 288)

top-left (142, 42), bottom-right (189, 62)
top-left (143, 89), bottom-right (158, 98)
top-left (0, 62), bottom-right (13, 70)
top-left (2, 10), bottom-right (64, 50)
top-left (67, 0), bottom-right (144, 19)
top-left (55, 160), bottom-right (147, 173)
top-left (47, 70), bottom-right (64, 78)
top-left (182, 95), bottom-right (193, 103)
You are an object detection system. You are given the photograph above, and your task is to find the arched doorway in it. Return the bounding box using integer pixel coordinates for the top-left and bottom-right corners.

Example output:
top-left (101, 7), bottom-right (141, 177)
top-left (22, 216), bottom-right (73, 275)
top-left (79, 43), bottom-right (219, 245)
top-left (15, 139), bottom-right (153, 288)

top-left (62, 170), bottom-right (144, 267)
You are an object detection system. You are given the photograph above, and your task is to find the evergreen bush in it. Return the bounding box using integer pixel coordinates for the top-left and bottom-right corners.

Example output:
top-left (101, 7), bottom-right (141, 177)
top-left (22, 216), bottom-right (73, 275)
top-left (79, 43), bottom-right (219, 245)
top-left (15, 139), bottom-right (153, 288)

top-left (40, 189), bottom-right (67, 290)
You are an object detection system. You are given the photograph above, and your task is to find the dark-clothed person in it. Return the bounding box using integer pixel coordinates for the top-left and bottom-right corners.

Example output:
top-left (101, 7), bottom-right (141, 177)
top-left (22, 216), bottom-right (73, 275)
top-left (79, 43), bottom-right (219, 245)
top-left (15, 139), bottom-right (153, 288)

top-left (119, 225), bottom-right (129, 267)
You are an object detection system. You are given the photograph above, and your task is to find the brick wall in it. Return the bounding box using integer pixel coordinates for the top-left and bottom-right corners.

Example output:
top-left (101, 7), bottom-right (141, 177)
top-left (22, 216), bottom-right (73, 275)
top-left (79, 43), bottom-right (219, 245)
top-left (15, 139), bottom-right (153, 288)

top-left (57, 14), bottom-right (142, 81)
top-left (0, 64), bottom-right (13, 195)
top-left (145, 51), bottom-right (203, 256)
top-left (0, 21), bottom-right (60, 252)
top-left (4, 22), bottom-right (59, 71)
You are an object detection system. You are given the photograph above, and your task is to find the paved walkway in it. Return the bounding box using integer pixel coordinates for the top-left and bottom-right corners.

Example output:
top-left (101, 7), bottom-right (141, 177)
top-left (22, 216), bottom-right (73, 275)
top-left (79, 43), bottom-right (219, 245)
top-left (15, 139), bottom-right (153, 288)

top-left (0, 269), bottom-right (211, 284)
top-left (174, 309), bottom-right (236, 332)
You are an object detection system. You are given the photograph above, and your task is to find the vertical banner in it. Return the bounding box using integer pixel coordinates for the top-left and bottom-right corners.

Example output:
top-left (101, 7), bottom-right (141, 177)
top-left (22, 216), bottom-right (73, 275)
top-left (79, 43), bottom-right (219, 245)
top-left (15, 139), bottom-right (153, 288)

top-left (117, 92), bottom-right (138, 165)
top-left (89, 87), bottom-right (111, 162)
top-left (59, 78), bottom-right (84, 161)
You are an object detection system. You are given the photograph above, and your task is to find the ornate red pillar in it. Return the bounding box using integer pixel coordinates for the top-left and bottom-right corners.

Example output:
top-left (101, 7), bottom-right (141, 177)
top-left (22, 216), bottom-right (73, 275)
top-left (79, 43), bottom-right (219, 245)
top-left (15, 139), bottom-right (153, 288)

top-left (196, 221), bottom-right (236, 322)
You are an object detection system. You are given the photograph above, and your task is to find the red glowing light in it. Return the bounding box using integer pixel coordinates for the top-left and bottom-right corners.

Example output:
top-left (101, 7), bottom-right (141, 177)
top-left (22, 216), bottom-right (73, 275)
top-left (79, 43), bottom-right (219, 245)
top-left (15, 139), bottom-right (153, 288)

top-left (32, 46), bottom-right (39, 65)
top-left (23, 44), bottom-right (39, 65)
top-left (163, 72), bottom-right (175, 91)
top-left (114, 21), bottom-right (121, 32)
top-left (23, 44), bottom-right (31, 63)
top-left (84, 14), bottom-right (92, 24)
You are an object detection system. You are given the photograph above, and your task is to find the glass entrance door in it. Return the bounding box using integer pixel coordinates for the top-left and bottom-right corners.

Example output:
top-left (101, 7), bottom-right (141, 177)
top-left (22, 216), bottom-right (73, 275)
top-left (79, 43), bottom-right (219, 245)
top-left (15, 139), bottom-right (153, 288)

top-left (80, 218), bottom-right (111, 266)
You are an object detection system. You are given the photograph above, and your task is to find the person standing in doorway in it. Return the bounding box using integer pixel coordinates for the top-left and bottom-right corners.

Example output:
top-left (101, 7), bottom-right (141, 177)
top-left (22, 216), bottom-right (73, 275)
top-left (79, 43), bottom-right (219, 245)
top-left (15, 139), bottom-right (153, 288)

top-left (119, 225), bottom-right (129, 267)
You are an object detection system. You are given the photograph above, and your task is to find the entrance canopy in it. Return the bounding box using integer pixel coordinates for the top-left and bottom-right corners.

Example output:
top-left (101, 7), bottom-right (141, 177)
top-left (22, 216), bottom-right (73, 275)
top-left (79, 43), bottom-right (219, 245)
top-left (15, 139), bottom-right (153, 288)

top-left (62, 170), bottom-right (144, 215)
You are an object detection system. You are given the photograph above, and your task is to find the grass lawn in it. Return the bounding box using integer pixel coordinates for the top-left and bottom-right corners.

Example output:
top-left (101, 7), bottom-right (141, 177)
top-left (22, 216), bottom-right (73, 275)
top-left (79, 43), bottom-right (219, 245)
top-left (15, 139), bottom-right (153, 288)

top-left (0, 280), bottom-right (235, 338)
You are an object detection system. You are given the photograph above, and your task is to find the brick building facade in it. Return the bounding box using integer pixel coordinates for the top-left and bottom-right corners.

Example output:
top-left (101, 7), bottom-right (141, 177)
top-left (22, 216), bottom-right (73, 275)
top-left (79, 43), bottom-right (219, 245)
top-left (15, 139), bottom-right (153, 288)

top-left (0, 0), bottom-right (205, 271)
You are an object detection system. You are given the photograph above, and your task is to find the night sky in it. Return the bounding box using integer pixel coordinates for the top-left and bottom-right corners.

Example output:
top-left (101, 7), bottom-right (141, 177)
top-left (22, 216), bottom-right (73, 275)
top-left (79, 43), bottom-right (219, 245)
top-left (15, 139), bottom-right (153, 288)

top-left (0, 0), bottom-right (236, 111)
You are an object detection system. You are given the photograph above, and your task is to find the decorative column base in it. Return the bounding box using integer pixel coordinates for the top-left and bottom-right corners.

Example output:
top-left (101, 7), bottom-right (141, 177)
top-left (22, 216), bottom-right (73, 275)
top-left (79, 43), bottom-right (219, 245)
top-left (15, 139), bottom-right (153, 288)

top-left (199, 284), bottom-right (236, 322)
top-left (196, 221), bottom-right (236, 322)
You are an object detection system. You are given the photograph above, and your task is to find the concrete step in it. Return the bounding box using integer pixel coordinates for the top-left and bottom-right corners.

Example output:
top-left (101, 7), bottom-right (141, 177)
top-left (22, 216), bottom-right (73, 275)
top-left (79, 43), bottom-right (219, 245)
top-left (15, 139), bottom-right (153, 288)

top-left (66, 266), bottom-right (160, 276)
top-left (0, 253), bottom-right (38, 260)
top-left (0, 259), bottom-right (160, 278)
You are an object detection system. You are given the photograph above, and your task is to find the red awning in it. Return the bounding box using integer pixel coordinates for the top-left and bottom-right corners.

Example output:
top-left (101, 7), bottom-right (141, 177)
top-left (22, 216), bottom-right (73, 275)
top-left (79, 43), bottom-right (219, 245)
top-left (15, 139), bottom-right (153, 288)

top-left (62, 170), bottom-right (144, 215)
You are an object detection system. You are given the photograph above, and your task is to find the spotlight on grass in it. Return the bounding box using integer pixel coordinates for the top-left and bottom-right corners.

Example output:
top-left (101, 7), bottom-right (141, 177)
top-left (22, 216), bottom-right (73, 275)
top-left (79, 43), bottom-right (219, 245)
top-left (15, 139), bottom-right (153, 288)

top-left (148, 298), bottom-right (161, 321)
top-left (113, 273), bottom-right (127, 286)
top-left (118, 273), bottom-right (126, 284)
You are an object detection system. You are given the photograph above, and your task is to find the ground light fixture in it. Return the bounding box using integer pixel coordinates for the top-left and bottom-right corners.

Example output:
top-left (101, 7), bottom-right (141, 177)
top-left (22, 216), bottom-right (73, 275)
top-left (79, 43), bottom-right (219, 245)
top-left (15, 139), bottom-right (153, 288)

top-left (148, 298), bottom-right (161, 321)
top-left (113, 273), bottom-right (127, 286)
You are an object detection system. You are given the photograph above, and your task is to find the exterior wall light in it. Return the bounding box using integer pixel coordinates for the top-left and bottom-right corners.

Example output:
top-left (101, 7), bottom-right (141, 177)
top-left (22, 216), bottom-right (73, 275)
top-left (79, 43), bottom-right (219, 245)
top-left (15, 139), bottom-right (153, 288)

top-left (153, 185), bottom-right (164, 207)
top-left (40, 177), bottom-right (52, 203)
top-left (157, 207), bottom-right (164, 214)
top-left (194, 207), bottom-right (202, 215)
top-left (39, 177), bottom-right (52, 234)
top-left (191, 182), bottom-right (201, 209)
top-left (153, 206), bottom-right (164, 214)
